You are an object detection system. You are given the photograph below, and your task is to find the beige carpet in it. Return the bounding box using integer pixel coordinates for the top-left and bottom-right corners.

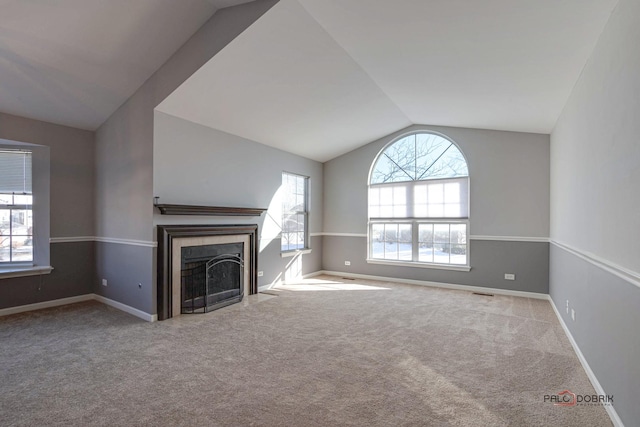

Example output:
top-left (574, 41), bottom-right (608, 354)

top-left (0, 275), bottom-right (611, 426)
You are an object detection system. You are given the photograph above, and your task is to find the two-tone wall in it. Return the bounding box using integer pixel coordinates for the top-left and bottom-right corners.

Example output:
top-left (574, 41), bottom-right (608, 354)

top-left (94, 0), bottom-right (279, 315)
top-left (550, 0), bottom-right (640, 424)
top-left (153, 112), bottom-right (323, 288)
top-left (323, 124), bottom-right (550, 294)
top-left (0, 112), bottom-right (94, 309)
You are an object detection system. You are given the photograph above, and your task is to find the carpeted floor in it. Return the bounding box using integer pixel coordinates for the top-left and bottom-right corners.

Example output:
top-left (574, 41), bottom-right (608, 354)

top-left (0, 275), bottom-right (611, 426)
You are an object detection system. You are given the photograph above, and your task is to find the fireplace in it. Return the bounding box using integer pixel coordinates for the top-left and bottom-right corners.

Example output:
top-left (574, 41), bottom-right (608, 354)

top-left (157, 225), bottom-right (258, 320)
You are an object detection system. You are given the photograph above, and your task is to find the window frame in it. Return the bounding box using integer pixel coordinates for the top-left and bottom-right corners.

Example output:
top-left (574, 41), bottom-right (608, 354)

top-left (367, 131), bottom-right (471, 271)
top-left (281, 171), bottom-right (310, 254)
top-left (0, 142), bottom-right (51, 278)
top-left (0, 149), bottom-right (34, 266)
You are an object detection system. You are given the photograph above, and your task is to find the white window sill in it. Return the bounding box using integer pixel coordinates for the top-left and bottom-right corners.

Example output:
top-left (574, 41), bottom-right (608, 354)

top-left (366, 259), bottom-right (471, 272)
top-left (281, 249), bottom-right (312, 258)
top-left (0, 265), bottom-right (54, 280)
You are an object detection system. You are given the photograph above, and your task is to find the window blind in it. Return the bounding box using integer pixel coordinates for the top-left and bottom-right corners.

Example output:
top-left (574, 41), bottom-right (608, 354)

top-left (0, 150), bottom-right (32, 194)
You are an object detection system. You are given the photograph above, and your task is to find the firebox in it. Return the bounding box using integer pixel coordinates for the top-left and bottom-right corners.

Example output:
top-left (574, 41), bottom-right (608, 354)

top-left (181, 243), bottom-right (244, 313)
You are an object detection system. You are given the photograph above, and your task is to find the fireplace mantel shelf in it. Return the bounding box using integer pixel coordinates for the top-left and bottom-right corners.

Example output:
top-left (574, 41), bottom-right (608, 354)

top-left (155, 204), bottom-right (267, 216)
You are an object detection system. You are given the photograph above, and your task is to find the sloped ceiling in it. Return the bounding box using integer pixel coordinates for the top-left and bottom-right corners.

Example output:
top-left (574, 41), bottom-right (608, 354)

top-left (157, 0), bottom-right (618, 162)
top-left (0, 0), bottom-right (254, 130)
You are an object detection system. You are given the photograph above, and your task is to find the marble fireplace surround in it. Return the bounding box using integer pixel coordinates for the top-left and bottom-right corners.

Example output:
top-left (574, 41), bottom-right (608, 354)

top-left (157, 224), bottom-right (259, 320)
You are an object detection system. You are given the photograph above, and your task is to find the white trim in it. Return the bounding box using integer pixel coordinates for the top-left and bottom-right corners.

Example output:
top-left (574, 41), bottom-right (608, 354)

top-left (470, 235), bottom-right (549, 243)
top-left (309, 232), bottom-right (325, 237)
top-left (50, 236), bottom-right (95, 243)
top-left (0, 294), bottom-right (93, 317)
top-left (95, 237), bottom-right (157, 248)
top-left (93, 295), bottom-right (157, 322)
top-left (0, 293), bottom-right (156, 322)
top-left (49, 236), bottom-right (158, 248)
top-left (315, 270), bottom-right (548, 299)
top-left (366, 259), bottom-right (471, 272)
top-left (315, 232), bottom-right (368, 238)
top-left (281, 248), bottom-right (312, 258)
top-left (318, 233), bottom-right (549, 242)
top-left (0, 265), bottom-right (53, 279)
top-left (552, 240), bottom-right (640, 289)
top-left (548, 297), bottom-right (624, 427)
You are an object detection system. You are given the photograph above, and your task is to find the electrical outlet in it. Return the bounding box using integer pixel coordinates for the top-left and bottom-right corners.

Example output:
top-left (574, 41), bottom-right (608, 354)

top-left (566, 300), bottom-right (570, 314)
top-left (102, 279), bottom-right (107, 287)
top-left (571, 308), bottom-right (576, 321)
top-left (257, 271), bottom-right (264, 277)
top-left (504, 273), bottom-right (515, 280)
top-left (345, 261), bottom-right (351, 266)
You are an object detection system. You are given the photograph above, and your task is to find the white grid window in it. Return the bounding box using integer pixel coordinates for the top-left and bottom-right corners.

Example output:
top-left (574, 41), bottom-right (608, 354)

top-left (282, 172), bottom-right (309, 252)
top-left (0, 150), bottom-right (33, 264)
top-left (368, 133), bottom-right (469, 267)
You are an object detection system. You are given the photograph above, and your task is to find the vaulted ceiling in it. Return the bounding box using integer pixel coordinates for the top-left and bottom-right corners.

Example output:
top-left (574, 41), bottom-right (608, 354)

top-left (0, 0), bottom-right (253, 130)
top-left (157, 0), bottom-right (618, 161)
top-left (0, 0), bottom-right (618, 161)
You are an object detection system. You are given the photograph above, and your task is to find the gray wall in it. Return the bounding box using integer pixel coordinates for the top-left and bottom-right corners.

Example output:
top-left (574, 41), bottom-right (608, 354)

top-left (153, 111), bottom-right (323, 287)
top-left (324, 124), bottom-right (550, 237)
top-left (93, 1), bottom-right (279, 313)
top-left (322, 124), bottom-right (550, 293)
top-left (549, 0), bottom-right (640, 424)
top-left (324, 237), bottom-right (549, 294)
top-left (0, 112), bottom-right (95, 309)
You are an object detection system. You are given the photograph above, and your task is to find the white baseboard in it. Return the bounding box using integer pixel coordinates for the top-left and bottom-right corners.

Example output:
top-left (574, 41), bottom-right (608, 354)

top-left (316, 270), bottom-right (549, 300)
top-left (0, 294), bottom-right (157, 322)
top-left (548, 296), bottom-right (624, 427)
top-left (0, 294), bottom-right (94, 317)
top-left (93, 295), bottom-right (157, 322)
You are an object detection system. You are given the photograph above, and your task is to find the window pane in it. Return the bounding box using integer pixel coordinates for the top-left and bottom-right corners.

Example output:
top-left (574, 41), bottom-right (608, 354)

top-left (414, 184), bottom-right (427, 204)
top-left (428, 184), bottom-right (444, 203)
top-left (450, 224), bottom-right (467, 244)
top-left (372, 223), bottom-right (384, 240)
top-left (433, 243), bottom-right (450, 264)
top-left (385, 241), bottom-right (399, 260)
top-left (450, 244), bottom-right (467, 265)
top-left (382, 135), bottom-right (416, 180)
top-left (444, 182), bottom-right (460, 203)
top-left (444, 204), bottom-right (460, 217)
top-left (425, 145), bottom-right (468, 179)
top-left (399, 242), bottom-right (412, 260)
top-left (434, 224), bottom-right (450, 243)
top-left (369, 187), bottom-right (380, 205)
top-left (415, 134), bottom-right (451, 179)
top-left (419, 245), bottom-right (433, 263)
top-left (372, 240), bottom-right (384, 259)
top-left (380, 187), bottom-right (393, 205)
top-left (384, 224), bottom-right (398, 241)
top-left (370, 154), bottom-right (413, 184)
top-left (418, 224), bottom-right (433, 243)
top-left (11, 210), bottom-right (32, 234)
top-left (428, 205), bottom-right (444, 217)
top-left (399, 224), bottom-right (412, 242)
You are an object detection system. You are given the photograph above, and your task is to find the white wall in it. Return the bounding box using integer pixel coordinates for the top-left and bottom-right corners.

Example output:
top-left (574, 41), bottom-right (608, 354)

top-left (551, 0), bottom-right (640, 273)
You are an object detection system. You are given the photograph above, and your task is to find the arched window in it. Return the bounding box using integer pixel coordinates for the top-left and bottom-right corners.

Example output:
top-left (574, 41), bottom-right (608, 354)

top-left (368, 132), bottom-right (469, 267)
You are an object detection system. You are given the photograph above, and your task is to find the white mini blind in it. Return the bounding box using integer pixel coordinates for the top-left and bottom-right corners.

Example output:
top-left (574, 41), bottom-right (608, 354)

top-left (0, 150), bottom-right (32, 194)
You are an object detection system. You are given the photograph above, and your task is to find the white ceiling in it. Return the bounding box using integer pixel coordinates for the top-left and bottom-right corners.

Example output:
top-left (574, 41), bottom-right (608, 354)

top-left (158, 0), bottom-right (618, 162)
top-left (0, 0), bottom-right (253, 130)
